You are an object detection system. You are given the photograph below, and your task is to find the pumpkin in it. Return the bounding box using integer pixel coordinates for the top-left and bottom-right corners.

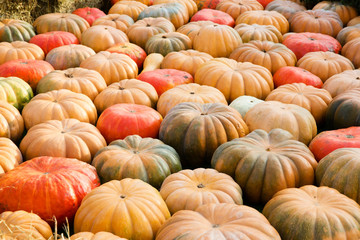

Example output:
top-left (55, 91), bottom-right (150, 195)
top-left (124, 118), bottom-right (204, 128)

top-left (229, 95), bottom-right (264, 118)
top-left (74, 179), bottom-right (170, 240)
top-left (20, 118), bottom-right (106, 163)
top-left (322, 69), bottom-right (360, 98)
top-left (234, 23), bottom-right (283, 43)
top-left (348, 16), bottom-right (360, 26)
top-left (70, 232), bottom-right (127, 240)
top-left (126, 17), bottom-right (175, 49)
top-left (157, 83), bottom-right (227, 117)
top-left (273, 66), bottom-right (323, 88)
top-left (195, 58), bottom-right (273, 102)
top-left (190, 9), bottom-right (235, 27)
top-left (313, 1), bottom-right (358, 25)
top-left (336, 24), bottom-right (360, 46)
top-left (282, 32), bottom-right (342, 60)
top-left (92, 14), bottom-right (134, 33)
top-left (216, 0), bottom-right (264, 20)
top-left (142, 53), bottom-right (164, 72)
top-left (341, 38), bottom-right (360, 68)
top-left (193, 0), bottom-right (222, 10)
top-left (297, 51), bottom-right (354, 82)
top-left (244, 101), bottom-right (317, 145)
top-left (80, 51), bottom-right (138, 85)
top-left (212, 128), bottom-right (317, 204)
top-left (309, 127), bottom-right (360, 161)
top-left (33, 13), bottom-right (90, 41)
top-left (0, 59), bottom-right (54, 91)
top-left (0, 41), bottom-right (44, 65)
top-left (0, 156), bottom-right (100, 228)
top-left (108, 1), bottom-right (148, 21)
top-left (92, 134), bottom-right (181, 188)
top-left (263, 185), bottom-right (360, 240)
top-left (257, 0), bottom-right (274, 8)
top-left (176, 21), bottom-right (214, 42)
top-left (0, 101), bottom-right (24, 143)
top-left (0, 210), bottom-right (52, 240)
top-left (0, 19), bottom-right (36, 42)
top-left (113, 0), bottom-right (153, 5)
top-left (106, 42), bottom-right (147, 69)
top-left (288, 10), bottom-right (343, 37)
top-left (96, 103), bottom-right (163, 143)
top-left (0, 76), bottom-right (33, 111)
top-left (45, 44), bottom-right (96, 70)
top-left (265, 0), bottom-right (306, 20)
top-left (160, 168), bottom-right (242, 214)
top-left (145, 32), bottom-right (192, 56)
top-left (0, 138), bottom-right (22, 177)
top-left (94, 79), bottom-right (158, 112)
top-left (153, 0), bottom-right (198, 18)
top-left (159, 102), bottom-right (249, 168)
top-left (72, 7), bottom-right (106, 26)
top-left (22, 89), bottom-right (97, 130)
top-left (156, 203), bottom-right (281, 240)
top-left (235, 10), bottom-right (289, 34)
top-left (229, 40), bottom-right (297, 74)
top-left (29, 31), bottom-right (79, 56)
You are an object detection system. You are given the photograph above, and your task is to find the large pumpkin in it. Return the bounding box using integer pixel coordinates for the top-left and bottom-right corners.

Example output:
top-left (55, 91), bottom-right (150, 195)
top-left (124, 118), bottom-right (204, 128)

top-left (74, 179), bottom-right (170, 240)
top-left (265, 0), bottom-right (306, 20)
top-left (106, 42), bottom-right (147, 69)
top-left (153, 0), bottom-right (198, 18)
top-left (0, 41), bottom-right (44, 65)
top-left (190, 9), bottom-right (235, 27)
top-left (0, 76), bottom-right (33, 110)
top-left (92, 14), bottom-right (134, 33)
top-left (145, 32), bottom-right (192, 56)
top-left (176, 21), bottom-right (214, 42)
top-left (0, 101), bottom-right (24, 143)
top-left (273, 66), bottom-right (323, 88)
top-left (108, 1), bottom-right (148, 21)
top-left (0, 138), bottom-right (22, 176)
top-left (216, 0), bottom-right (264, 20)
top-left (0, 19), bottom-right (36, 42)
top-left (341, 38), bottom-right (360, 69)
top-left (234, 23), bottom-right (283, 43)
top-left (322, 69), bottom-right (360, 98)
top-left (336, 24), bottom-right (360, 46)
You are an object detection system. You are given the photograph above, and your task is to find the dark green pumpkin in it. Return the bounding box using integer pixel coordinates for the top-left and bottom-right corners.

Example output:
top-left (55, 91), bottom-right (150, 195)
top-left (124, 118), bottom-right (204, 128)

top-left (145, 32), bottom-right (192, 56)
top-left (0, 77), bottom-right (33, 110)
top-left (0, 19), bottom-right (36, 42)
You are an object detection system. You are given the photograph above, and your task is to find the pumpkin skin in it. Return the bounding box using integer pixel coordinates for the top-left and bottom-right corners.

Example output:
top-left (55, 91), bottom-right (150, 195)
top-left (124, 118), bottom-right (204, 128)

top-left (309, 127), bottom-right (360, 161)
top-left (29, 31), bottom-right (79, 55)
top-left (96, 103), bottom-right (163, 144)
top-left (92, 14), bottom-right (134, 33)
top-left (348, 16), bottom-right (360, 26)
top-left (216, 0), bottom-right (264, 20)
top-left (72, 7), bottom-right (106, 26)
top-left (0, 210), bottom-right (52, 240)
top-left (22, 89), bottom-right (97, 130)
top-left (157, 83), bottom-right (227, 117)
top-left (159, 102), bottom-right (249, 168)
top-left (113, 0), bottom-right (154, 5)
top-left (313, 1), bottom-right (358, 26)
top-left (160, 168), bottom-right (243, 214)
top-left (156, 203), bottom-right (281, 240)
top-left (265, 0), bottom-right (306, 20)
top-left (145, 32), bottom-right (192, 56)
top-left (19, 118), bottom-right (107, 163)
top-left (229, 95), bottom-right (264, 118)
top-left (0, 76), bottom-right (33, 111)
top-left (176, 21), bottom-right (214, 42)
top-left (190, 9), bottom-right (235, 27)
top-left (0, 41), bottom-right (45, 65)
top-left (70, 232), bottom-right (127, 240)
top-left (0, 138), bottom-right (22, 176)
top-left (341, 38), bottom-right (360, 69)
top-left (0, 19), bottom-right (36, 42)
top-left (33, 13), bottom-right (90, 41)
top-left (195, 58), bottom-right (274, 102)
top-left (74, 179), bottom-right (170, 240)
top-left (0, 156), bottom-right (100, 228)
top-left (244, 101), bottom-right (317, 145)
top-left (106, 42), bottom-right (147, 69)
top-left (336, 25), bottom-right (360, 46)
top-left (273, 66), bottom-right (323, 88)
top-left (262, 185), bottom-right (360, 240)
top-left (323, 69), bottom-right (360, 98)
top-left (153, 0), bottom-right (198, 18)
top-left (193, 0), bottom-right (222, 10)
top-left (234, 23), bottom-right (283, 43)
top-left (282, 32), bottom-right (342, 60)
top-left (108, 1), bottom-right (148, 21)
top-left (92, 134), bottom-right (181, 188)
top-left (212, 128), bottom-right (317, 204)
top-left (94, 79), bottom-right (158, 112)
top-left (0, 101), bottom-right (24, 143)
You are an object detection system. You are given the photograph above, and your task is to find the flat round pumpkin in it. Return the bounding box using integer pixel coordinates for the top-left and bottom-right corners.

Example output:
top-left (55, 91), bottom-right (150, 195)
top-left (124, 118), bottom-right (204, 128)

top-left (108, 1), bottom-right (148, 21)
top-left (229, 95), bottom-right (264, 118)
top-left (273, 66), bottom-right (323, 88)
top-left (216, 0), bottom-right (264, 20)
top-left (341, 38), bottom-right (360, 69)
top-left (190, 9), bottom-right (235, 27)
top-left (145, 32), bottom-right (192, 56)
top-left (265, 0), bottom-right (306, 20)
top-left (322, 69), bottom-right (360, 98)
top-left (234, 23), bottom-right (283, 43)
top-left (0, 41), bottom-right (44, 65)
top-left (0, 19), bottom-right (36, 42)
top-left (92, 14), bottom-right (134, 33)
top-left (313, 1), bottom-right (358, 25)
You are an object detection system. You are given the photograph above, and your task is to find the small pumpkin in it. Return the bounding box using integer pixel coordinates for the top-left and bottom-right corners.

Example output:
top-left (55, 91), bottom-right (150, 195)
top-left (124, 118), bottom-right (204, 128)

top-left (0, 19), bottom-right (36, 42)
top-left (336, 24), bottom-right (360, 46)
top-left (0, 76), bottom-right (33, 111)
top-left (176, 21), bottom-right (214, 42)
top-left (341, 38), bottom-right (360, 69)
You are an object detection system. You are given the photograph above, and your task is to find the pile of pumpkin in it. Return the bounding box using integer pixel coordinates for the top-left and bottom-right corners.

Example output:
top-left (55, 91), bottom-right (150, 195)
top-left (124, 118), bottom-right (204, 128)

top-left (2, 0), bottom-right (360, 239)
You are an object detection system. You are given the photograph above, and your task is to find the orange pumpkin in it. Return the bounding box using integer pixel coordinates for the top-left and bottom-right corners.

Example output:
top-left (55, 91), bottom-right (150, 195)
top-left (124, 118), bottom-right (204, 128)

top-left (176, 21), bottom-right (214, 42)
top-left (322, 69), bottom-right (360, 98)
top-left (0, 101), bottom-right (24, 143)
top-left (341, 38), bottom-right (360, 68)
top-left (234, 23), bottom-right (283, 43)
top-left (92, 14), bottom-right (134, 32)
top-left (70, 232), bottom-right (127, 240)
top-left (108, 1), bottom-right (148, 21)
top-left (265, 0), bottom-right (306, 20)
top-left (348, 16), bottom-right (360, 26)
top-left (336, 24), bottom-right (360, 46)
top-left (0, 41), bottom-right (44, 65)
top-left (216, 0), bottom-right (264, 20)
top-left (0, 138), bottom-right (22, 176)
top-left (313, 1), bottom-right (358, 25)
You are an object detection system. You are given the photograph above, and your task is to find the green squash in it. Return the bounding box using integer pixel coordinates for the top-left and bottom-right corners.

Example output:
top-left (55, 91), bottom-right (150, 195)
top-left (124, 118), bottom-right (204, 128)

top-left (0, 19), bottom-right (36, 42)
top-left (0, 77), bottom-right (33, 110)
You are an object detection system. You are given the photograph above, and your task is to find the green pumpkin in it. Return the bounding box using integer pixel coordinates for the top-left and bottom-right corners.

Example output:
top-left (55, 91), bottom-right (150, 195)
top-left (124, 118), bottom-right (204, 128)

top-left (0, 77), bottom-right (33, 110)
top-left (0, 19), bottom-right (36, 42)
top-left (145, 32), bottom-right (192, 56)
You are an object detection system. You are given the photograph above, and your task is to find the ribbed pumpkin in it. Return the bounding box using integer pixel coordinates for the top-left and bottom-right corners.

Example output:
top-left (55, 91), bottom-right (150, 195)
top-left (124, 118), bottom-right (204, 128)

top-left (216, 0), bottom-right (264, 20)
top-left (229, 40), bottom-right (297, 74)
top-left (45, 44), bottom-right (96, 70)
top-left (265, 0), bottom-right (306, 20)
top-left (0, 138), bottom-right (22, 176)
top-left (235, 10), bottom-right (289, 34)
top-left (106, 42), bottom-right (147, 69)
top-left (323, 69), bottom-right (360, 98)
top-left (348, 16), bottom-right (360, 26)
top-left (273, 66), bottom-right (323, 88)
top-left (263, 185), bottom-right (360, 240)
top-left (92, 134), bottom-right (181, 188)
top-left (341, 38), bottom-right (360, 69)
top-left (234, 23), bottom-right (283, 43)
top-left (156, 203), bottom-right (281, 240)
top-left (33, 13), bottom-right (90, 41)
top-left (313, 1), bottom-right (358, 25)
top-left (153, 0), bottom-right (197, 18)
top-left (193, 0), bottom-right (222, 10)
top-left (0, 211), bottom-right (52, 240)
top-left (288, 10), bottom-right (343, 37)
top-left (80, 51), bottom-right (138, 85)
top-left (157, 83), bottom-right (227, 117)
top-left (229, 95), bottom-right (264, 118)
top-left (195, 58), bottom-right (273, 102)
top-left (244, 101), bottom-right (317, 145)
top-left (190, 9), bottom-right (235, 27)
top-left (81, 25), bottom-right (129, 53)
top-left (0, 19), bottom-right (36, 42)
top-left (94, 79), bottom-right (158, 112)
top-left (112, 0), bottom-right (154, 5)
top-left (0, 77), bottom-right (33, 111)
top-left (176, 21), bottom-right (214, 42)
top-left (0, 156), bottom-right (100, 228)
top-left (70, 232), bottom-right (127, 240)
top-left (22, 89), bottom-right (97, 130)
top-left (92, 14), bottom-right (134, 32)
top-left (145, 32), bottom-right (191, 56)
top-left (0, 41), bottom-right (44, 65)
top-left (336, 24), bottom-right (360, 46)
top-left (0, 101), bottom-right (24, 143)
top-left (126, 17), bottom-right (175, 49)
top-left (159, 102), bottom-right (249, 168)
top-left (160, 168), bottom-right (243, 214)
top-left (36, 67), bottom-right (107, 101)
top-left (74, 179), bottom-right (170, 240)
top-left (19, 118), bottom-right (106, 163)
top-left (297, 51), bottom-right (354, 82)
top-left (72, 7), bottom-right (106, 26)
top-left (108, 1), bottom-right (148, 21)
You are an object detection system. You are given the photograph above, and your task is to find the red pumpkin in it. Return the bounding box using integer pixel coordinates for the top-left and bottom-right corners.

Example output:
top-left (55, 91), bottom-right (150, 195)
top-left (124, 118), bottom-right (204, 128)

top-left (137, 69), bottom-right (193, 96)
top-left (257, 0), bottom-right (274, 8)
top-left (96, 103), bottom-right (163, 144)
top-left (309, 127), bottom-right (360, 161)
top-left (190, 9), bottom-right (235, 27)
top-left (72, 7), bottom-right (106, 26)
top-left (29, 31), bottom-right (79, 55)
top-left (0, 156), bottom-right (100, 228)
top-left (106, 42), bottom-right (147, 69)
top-left (273, 66), bottom-right (323, 88)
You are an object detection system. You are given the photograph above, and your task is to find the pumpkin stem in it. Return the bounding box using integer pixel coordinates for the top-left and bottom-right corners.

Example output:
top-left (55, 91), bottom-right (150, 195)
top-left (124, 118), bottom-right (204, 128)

top-left (197, 183), bottom-right (205, 188)
top-left (65, 73), bottom-right (73, 78)
top-left (120, 195), bottom-right (126, 199)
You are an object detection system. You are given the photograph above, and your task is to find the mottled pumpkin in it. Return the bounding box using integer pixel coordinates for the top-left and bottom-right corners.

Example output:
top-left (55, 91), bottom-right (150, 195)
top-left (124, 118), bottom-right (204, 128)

top-left (92, 14), bottom-right (134, 32)
top-left (108, 1), bottom-right (148, 21)
top-left (313, 1), bottom-right (358, 25)
top-left (216, 0), bottom-right (264, 20)
top-left (0, 76), bottom-right (33, 111)
top-left (323, 69), bottom-right (360, 98)
top-left (0, 41), bottom-right (44, 65)
top-left (0, 101), bottom-right (24, 143)
top-left (265, 0), bottom-right (306, 20)
top-left (234, 23), bottom-right (283, 43)
top-left (0, 138), bottom-right (22, 176)
top-left (0, 19), bottom-right (36, 42)
top-left (145, 32), bottom-right (192, 56)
